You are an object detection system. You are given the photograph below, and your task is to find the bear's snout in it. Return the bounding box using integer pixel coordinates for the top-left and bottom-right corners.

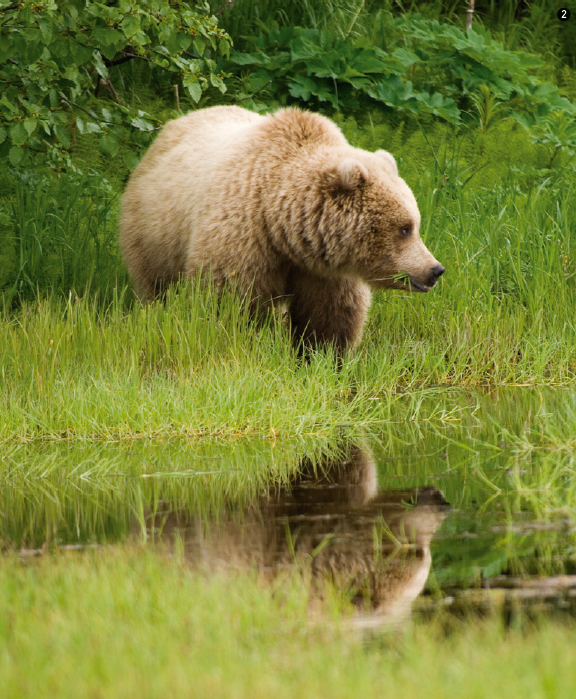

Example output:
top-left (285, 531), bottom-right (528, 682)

top-left (406, 263), bottom-right (445, 293)
top-left (420, 264), bottom-right (445, 291)
top-left (430, 264), bottom-right (445, 283)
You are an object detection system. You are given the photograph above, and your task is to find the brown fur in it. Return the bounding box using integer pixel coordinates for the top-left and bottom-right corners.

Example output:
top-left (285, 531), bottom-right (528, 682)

top-left (141, 444), bottom-right (449, 627)
top-left (120, 106), bottom-right (443, 351)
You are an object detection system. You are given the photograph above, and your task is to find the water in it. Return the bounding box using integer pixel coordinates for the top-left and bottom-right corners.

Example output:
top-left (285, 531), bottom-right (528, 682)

top-left (2, 387), bottom-right (576, 627)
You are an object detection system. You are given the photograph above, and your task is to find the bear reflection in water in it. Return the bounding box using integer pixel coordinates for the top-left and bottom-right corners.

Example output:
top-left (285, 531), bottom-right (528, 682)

top-left (144, 445), bottom-right (449, 627)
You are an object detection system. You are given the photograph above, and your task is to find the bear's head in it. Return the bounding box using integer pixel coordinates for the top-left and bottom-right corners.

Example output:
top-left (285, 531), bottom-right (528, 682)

top-left (320, 150), bottom-right (444, 293)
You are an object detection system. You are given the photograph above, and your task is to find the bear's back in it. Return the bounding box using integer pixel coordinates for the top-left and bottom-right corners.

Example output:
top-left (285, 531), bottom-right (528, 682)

top-left (131, 106), bottom-right (265, 181)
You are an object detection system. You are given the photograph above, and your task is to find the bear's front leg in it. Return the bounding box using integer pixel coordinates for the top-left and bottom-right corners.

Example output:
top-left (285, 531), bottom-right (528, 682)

top-left (287, 270), bottom-right (371, 353)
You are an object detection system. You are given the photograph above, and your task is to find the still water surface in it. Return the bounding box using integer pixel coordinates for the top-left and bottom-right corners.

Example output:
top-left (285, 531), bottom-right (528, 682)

top-left (2, 387), bottom-right (576, 626)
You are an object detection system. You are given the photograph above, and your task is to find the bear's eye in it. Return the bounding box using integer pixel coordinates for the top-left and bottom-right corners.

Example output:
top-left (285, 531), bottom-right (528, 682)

top-left (400, 225), bottom-right (412, 238)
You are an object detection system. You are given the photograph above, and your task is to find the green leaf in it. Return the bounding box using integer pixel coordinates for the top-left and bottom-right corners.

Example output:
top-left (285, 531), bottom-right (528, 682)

top-left (9, 146), bottom-right (24, 167)
top-left (229, 51), bottom-right (269, 66)
top-left (178, 32), bottom-right (192, 52)
top-left (122, 150), bottom-right (140, 170)
top-left (130, 117), bottom-right (154, 132)
top-left (131, 30), bottom-right (149, 47)
top-left (121, 15), bottom-right (141, 39)
top-left (183, 74), bottom-right (202, 102)
top-left (85, 122), bottom-right (102, 134)
top-left (193, 37), bottom-right (206, 57)
top-left (290, 36), bottom-right (320, 62)
top-left (70, 41), bottom-right (94, 66)
top-left (24, 36), bottom-right (44, 64)
top-left (23, 118), bottom-right (37, 137)
top-left (312, 82), bottom-right (338, 108)
top-left (392, 48), bottom-right (420, 68)
top-left (165, 30), bottom-right (184, 55)
top-left (219, 38), bottom-right (230, 60)
top-left (92, 51), bottom-right (109, 79)
top-left (247, 69), bottom-right (273, 92)
top-left (209, 73), bottom-right (226, 93)
top-left (0, 127), bottom-right (6, 145)
top-left (99, 134), bottom-right (120, 156)
top-left (37, 15), bottom-right (53, 43)
top-left (0, 96), bottom-right (18, 117)
top-left (368, 76), bottom-right (415, 105)
top-left (91, 27), bottom-right (125, 60)
top-left (0, 34), bottom-right (16, 62)
top-left (306, 57), bottom-right (339, 80)
top-left (55, 126), bottom-right (71, 148)
top-left (288, 76), bottom-right (316, 101)
top-left (10, 122), bottom-right (28, 147)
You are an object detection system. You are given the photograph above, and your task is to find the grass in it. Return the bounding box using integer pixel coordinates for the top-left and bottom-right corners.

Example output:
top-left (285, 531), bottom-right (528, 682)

top-left (1, 284), bottom-right (575, 444)
top-left (0, 173), bottom-right (123, 305)
top-left (1, 154), bottom-right (576, 444)
top-left (210, 0), bottom-right (576, 62)
top-left (2, 545), bottom-right (576, 699)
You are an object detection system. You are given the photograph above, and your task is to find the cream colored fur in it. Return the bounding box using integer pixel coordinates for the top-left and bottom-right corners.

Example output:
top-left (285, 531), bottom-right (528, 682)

top-left (140, 444), bottom-right (449, 627)
top-left (119, 106), bottom-right (443, 351)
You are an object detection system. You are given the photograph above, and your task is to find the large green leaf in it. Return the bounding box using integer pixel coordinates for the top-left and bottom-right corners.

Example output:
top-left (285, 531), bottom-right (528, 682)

top-left (98, 134), bottom-right (120, 157)
top-left (183, 74), bottom-right (202, 102)
top-left (9, 122), bottom-right (28, 147)
top-left (288, 75), bottom-right (317, 101)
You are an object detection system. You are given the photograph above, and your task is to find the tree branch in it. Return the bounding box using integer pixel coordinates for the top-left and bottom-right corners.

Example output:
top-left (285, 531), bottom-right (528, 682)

top-left (101, 77), bottom-right (123, 104)
top-left (104, 52), bottom-right (148, 68)
top-left (1, 4), bottom-right (20, 26)
top-left (183, 50), bottom-right (203, 60)
top-left (215, 0), bottom-right (235, 17)
top-left (59, 93), bottom-right (104, 124)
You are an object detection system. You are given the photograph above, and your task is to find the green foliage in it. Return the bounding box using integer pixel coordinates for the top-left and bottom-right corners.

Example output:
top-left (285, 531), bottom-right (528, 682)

top-left (529, 110), bottom-right (576, 168)
top-left (210, 0), bottom-right (373, 39)
top-left (223, 17), bottom-right (576, 131)
top-left (0, 0), bottom-right (230, 169)
top-left (334, 110), bottom-right (558, 193)
top-left (225, 24), bottom-right (460, 119)
top-left (469, 85), bottom-right (505, 134)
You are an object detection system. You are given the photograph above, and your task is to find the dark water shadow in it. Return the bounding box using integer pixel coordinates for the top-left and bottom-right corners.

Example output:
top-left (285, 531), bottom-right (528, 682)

top-left (140, 443), bottom-right (450, 628)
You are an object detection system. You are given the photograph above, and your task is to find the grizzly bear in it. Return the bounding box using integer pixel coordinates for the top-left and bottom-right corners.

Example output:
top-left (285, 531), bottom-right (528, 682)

top-left (119, 106), bottom-right (444, 352)
top-left (140, 443), bottom-right (450, 627)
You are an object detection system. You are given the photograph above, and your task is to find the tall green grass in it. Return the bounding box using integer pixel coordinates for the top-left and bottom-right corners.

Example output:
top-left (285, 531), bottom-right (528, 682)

top-left (209, 0), bottom-right (370, 38)
top-left (2, 546), bottom-right (576, 699)
top-left (211, 0), bottom-right (576, 62)
top-left (1, 156), bottom-right (576, 443)
top-left (0, 173), bottom-right (125, 305)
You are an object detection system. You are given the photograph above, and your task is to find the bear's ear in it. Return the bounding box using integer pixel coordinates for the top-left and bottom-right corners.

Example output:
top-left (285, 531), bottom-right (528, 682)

top-left (374, 149), bottom-right (398, 178)
top-left (327, 158), bottom-right (369, 194)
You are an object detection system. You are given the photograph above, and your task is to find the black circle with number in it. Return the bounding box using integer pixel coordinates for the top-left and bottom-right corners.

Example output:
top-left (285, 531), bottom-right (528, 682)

top-left (558, 7), bottom-right (571, 20)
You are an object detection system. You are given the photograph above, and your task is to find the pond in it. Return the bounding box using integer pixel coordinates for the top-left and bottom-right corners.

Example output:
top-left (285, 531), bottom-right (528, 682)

top-left (3, 387), bottom-right (576, 630)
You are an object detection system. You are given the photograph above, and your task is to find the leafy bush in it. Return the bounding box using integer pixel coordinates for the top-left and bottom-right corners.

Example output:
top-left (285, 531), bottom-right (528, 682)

top-left (226, 24), bottom-right (459, 120)
top-left (0, 0), bottom-right (230, 169)
top-left (224, 17), bottom-right (576, 131)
